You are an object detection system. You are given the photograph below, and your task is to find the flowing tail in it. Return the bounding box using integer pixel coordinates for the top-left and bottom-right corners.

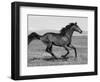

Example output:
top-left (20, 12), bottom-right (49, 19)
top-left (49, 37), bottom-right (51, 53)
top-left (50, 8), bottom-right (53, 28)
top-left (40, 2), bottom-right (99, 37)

top-left (28, 32), bottom-right (41, 45)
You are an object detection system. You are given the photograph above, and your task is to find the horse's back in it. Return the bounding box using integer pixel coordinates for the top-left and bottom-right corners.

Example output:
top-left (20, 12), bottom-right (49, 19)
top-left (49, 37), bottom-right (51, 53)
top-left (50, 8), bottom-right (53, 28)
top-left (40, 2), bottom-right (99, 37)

top-left (41, 32), bottom-right (56, 40)
top-left (40, 33), bottom-right (58, 43)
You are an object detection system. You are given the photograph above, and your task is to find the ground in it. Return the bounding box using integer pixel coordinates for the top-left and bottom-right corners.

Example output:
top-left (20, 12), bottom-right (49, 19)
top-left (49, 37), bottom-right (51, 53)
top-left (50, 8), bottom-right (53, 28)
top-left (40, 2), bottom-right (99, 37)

top-left (28, 36), bottom-right (88, 67)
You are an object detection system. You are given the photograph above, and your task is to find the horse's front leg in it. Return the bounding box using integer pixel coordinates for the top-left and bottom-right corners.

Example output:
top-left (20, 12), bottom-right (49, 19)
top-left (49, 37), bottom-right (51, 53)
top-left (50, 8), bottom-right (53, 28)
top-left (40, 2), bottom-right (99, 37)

top-left (68, 44), bottom-right (77, 58)
top-left (61, 45), bottom-right (69, 58)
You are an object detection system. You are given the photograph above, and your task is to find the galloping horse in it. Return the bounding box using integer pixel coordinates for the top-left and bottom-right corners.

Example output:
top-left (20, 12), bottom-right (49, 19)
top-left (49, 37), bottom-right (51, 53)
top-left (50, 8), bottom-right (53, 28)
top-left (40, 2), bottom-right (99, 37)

top-left (28, 22), bottom-right (82, 59)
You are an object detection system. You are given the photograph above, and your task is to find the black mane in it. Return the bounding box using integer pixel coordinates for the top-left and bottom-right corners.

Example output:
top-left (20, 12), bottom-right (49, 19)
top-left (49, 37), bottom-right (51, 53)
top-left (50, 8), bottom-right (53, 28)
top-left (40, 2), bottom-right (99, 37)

top-left (60, 23), bottom-right (75, 36)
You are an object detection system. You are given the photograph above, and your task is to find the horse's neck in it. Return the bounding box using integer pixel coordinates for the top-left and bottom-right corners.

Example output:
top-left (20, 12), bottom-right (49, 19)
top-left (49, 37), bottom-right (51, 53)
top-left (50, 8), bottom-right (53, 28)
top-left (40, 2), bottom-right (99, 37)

top-left (65, 29), bottom-right (74, 40)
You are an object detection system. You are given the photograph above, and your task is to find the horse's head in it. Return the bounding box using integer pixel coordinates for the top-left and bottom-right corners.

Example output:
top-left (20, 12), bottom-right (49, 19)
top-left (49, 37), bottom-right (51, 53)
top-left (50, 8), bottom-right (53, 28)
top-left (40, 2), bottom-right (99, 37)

top-left (60, 22), bottom-right (82, 36)
top-left (71, 22), bottom-right (82, 34)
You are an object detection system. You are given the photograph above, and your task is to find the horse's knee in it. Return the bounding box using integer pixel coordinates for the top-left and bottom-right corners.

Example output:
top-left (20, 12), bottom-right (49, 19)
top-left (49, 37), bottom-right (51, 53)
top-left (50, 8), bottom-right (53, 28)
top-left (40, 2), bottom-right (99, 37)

top-left (45, 47), bottom-right (51, 53)
top-left (73, 47), bottom-right (76, 52)
top-left (45, 48), bottom-right (49, 52)
top-left (67, 50), bottom-right (69, 54)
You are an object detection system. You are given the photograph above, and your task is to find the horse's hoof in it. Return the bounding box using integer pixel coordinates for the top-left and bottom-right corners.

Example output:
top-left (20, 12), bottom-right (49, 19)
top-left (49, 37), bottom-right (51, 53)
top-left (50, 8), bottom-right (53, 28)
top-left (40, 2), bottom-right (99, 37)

top-left (61, 55), bottom-right (66, 58)
top-left (74, 58), bottom-right (77, 61)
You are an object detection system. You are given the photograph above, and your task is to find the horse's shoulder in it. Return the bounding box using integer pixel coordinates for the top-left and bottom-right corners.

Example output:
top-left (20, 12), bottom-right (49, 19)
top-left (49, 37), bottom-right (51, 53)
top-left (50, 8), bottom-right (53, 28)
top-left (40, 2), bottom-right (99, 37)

top-left (62, 37), bottom-right (68, 41)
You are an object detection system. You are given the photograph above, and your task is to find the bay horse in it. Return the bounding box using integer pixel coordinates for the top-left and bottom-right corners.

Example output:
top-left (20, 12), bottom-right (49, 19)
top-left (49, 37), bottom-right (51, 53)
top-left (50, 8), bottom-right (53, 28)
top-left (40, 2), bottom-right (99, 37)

top-left (28, 22), bottom-right (82, 59)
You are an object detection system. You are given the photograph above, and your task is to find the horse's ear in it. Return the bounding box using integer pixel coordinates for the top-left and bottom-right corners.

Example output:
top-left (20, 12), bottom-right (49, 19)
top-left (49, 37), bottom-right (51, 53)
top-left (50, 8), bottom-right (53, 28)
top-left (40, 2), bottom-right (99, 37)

top-left (75, 22), bottom-right (77, 25)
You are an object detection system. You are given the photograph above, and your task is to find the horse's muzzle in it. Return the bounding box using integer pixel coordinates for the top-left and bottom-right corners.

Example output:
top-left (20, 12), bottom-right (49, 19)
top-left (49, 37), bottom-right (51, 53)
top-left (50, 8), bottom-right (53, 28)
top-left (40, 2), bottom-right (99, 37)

top-left (79, 30), bottom-right (82, 34)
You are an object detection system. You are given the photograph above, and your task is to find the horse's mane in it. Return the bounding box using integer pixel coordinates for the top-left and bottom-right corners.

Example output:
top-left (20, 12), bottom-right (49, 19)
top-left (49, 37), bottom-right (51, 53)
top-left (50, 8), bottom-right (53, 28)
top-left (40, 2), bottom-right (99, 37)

top-left (60, 23), bottom-right (75, 36)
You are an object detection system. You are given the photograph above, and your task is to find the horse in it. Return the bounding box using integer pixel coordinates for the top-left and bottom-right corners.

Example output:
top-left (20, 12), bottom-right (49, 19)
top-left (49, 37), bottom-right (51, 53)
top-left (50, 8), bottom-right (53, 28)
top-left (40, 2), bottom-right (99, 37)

top-left (28, 22), bottom-right (82, 59)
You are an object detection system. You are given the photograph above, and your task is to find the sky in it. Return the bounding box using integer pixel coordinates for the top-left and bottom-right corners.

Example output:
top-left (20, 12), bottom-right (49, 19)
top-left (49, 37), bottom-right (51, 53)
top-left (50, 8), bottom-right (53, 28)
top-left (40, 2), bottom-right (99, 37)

top-left (28, 15), bottom-right (88, 34)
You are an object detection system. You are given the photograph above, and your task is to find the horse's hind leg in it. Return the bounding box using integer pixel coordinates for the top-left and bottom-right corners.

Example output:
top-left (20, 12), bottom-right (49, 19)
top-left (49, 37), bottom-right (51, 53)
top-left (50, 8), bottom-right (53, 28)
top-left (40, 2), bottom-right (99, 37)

top-left (61, 46), bottom-right (69, 58)
top-left (45, 43), bottom-right (57, 59)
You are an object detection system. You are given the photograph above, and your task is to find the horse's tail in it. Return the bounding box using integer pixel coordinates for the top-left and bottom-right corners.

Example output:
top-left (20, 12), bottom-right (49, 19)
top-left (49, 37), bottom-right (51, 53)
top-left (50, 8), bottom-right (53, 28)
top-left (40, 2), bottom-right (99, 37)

top-left (28, 32), bottom-right (41, 45)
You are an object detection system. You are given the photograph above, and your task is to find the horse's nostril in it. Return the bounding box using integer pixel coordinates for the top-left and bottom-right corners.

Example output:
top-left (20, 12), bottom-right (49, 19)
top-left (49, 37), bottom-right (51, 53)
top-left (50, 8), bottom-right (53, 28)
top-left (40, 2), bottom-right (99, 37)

top-left (80, 31), bottom-right (82, 33)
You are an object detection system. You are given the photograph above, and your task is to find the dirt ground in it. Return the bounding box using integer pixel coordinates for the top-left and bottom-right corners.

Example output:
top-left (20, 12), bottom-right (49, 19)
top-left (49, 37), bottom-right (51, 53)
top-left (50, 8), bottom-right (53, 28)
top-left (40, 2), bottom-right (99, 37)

top-left (28, 36), bottom-right (88, 67)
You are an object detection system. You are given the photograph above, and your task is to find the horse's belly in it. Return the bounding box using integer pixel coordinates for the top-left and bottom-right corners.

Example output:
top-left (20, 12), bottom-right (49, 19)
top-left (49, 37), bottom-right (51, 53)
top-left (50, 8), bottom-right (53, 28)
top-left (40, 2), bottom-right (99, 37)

top-left (53, 39), bottom-right (69, 46)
